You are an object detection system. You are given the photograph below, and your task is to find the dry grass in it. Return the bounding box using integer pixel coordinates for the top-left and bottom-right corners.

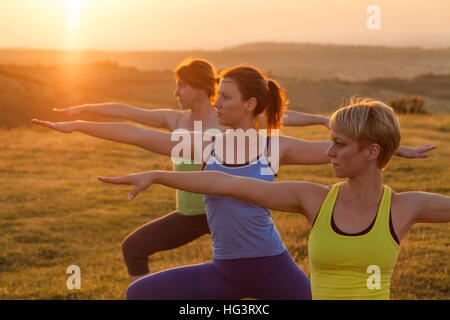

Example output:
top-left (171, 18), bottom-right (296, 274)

top-left (0, 114), bottom-right (448, 299)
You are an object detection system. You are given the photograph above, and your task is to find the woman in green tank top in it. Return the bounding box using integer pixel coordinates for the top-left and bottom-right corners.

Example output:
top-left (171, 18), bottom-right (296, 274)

top-left (172, 115), bottom-right (220, 215)
top-left (97, 98), bottom-right (449, 299)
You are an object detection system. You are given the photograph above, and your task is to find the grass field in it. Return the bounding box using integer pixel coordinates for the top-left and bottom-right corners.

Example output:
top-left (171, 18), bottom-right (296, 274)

top-left (0, 114), bottom-right (449, 299)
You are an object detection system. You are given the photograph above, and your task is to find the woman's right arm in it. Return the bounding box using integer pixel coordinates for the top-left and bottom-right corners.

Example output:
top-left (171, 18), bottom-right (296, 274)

top-left (31, 119), bottom-right (176, 157)
top-left (98, 170), bottom-right (328, 225)
top-left (53, 103), bottom-right (181, 130)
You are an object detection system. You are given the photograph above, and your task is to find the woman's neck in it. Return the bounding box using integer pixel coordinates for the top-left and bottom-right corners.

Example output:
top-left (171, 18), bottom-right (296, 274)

top-left (190, 99), bottom-right (214, 121)
top-left (343, 167), bottom-right (384, 206)
top-left (229, 118), bottom-right (256, 131)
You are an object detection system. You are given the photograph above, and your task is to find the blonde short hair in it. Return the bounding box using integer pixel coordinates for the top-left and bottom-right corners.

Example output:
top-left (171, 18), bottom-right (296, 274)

top-left (330, 97), bottom-right (401, 169)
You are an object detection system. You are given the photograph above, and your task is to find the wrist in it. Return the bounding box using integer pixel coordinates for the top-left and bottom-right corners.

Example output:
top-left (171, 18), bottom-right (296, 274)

top-left (395, 146), bottom-right (404, 156)
top-left (150, 170), bottom-right (163, 184)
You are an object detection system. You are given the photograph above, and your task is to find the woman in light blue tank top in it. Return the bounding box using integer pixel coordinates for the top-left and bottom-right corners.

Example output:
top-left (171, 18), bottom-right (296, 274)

top-left (203, 136), bottom-right (286, 260)
top-left (100, 65), bottom-right (313, 299)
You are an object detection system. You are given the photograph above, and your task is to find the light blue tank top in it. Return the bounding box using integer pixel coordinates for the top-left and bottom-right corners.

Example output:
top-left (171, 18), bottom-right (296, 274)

top-left (203, 137), bottom-right (286, 260)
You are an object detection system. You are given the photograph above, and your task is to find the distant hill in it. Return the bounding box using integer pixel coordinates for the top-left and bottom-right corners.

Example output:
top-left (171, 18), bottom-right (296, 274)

top-left (282, 73), bottom-right (450, 114)
top-left (0, 62), bottom-right (449, 127)
top-left (1, 42), bottom-right (450, 81)
top-left (0, 63), bottom-right (176, 126)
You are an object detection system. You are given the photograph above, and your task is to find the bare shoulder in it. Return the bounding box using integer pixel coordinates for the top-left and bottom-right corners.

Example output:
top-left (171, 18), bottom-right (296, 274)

top-left (171, 110), bottom-right (189, 130)
top-left (295, 181), bottom-right (331, 224)
top-left (391, 190), bottom-right (414, 208)
top-left (389, 189), bottom-right (449, 239)
top-left (306, 182), bottom-right (331, 204)
top-left (301, 181), bottom-right (331, 195)
top-left (390, 190), bottom-right (424, 222)
top-left (391, 190), bottom-right (426, 207)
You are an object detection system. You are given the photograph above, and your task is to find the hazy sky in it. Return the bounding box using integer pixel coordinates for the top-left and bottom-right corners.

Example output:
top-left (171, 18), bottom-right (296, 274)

top-left (1, 0), bottom-right (449, 51)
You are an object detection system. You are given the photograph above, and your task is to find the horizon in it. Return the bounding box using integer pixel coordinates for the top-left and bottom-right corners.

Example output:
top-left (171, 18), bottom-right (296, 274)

top-left (1, 40), bottom-right (450, 53)
top-left (1, 0), bottom-right (450, 51)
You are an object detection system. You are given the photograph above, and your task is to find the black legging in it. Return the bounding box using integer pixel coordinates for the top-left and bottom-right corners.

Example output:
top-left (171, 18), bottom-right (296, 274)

top-left (121, 211), bottom-right (210, 276)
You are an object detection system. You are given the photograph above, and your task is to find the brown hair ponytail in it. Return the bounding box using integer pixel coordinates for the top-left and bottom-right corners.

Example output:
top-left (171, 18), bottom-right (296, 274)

top-left (265, 79), bottom-right (287, 133)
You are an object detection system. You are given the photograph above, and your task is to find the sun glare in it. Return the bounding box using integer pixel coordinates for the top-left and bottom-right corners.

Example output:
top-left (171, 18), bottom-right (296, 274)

top-left (66, 0), bottom-right (81, 30)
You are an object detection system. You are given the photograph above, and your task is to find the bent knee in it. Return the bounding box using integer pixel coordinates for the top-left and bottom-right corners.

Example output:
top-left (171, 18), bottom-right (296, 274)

top-left (126, 278), bottom-right (160, 300)
top-left (121, 236), bottom-right (135, 257)
top-left (125, 281), bottom-right (141, 300)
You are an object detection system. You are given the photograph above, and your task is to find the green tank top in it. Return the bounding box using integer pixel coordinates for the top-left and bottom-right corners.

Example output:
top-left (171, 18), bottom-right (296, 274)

top-left (308, 182), bottom-right (400, 300)
top-left (171, 116), bottom-right (220, 215)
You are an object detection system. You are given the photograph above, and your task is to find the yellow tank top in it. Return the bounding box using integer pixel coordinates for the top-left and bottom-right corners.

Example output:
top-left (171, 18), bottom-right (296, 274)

top-left (308, 182), bottom-right (400, 300)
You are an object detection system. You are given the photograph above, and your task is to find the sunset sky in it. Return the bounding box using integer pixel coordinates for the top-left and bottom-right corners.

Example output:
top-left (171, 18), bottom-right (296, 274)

top-left (1, 0), bottom-right (449, 51)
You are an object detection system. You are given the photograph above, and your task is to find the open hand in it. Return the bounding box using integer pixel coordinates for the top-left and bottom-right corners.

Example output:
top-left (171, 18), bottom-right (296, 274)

top-left (399, 144), bottom-right (437, 159)
top-left (31, 119), bottom-right (77, 133)
top-left (97, 172), bottom-right (156, 200)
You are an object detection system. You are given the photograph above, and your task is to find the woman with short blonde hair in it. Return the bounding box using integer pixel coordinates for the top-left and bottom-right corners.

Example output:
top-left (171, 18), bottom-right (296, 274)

top-left (98, 99), bottom-right (449, 299)
top-left (330, 98), bottom-right (401, 169)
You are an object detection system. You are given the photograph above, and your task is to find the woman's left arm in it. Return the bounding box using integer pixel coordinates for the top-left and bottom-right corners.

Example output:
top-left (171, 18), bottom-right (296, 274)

top-left (411, 192), bottom-right (450, 223)
top-left (278, 136), bottom-right (437, 167)
top-left (396, 192), bottom-right (450, 233)
top-left (279, 136), bottom-right (331, 166)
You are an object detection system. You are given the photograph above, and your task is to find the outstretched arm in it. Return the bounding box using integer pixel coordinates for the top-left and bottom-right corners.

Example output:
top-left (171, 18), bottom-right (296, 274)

top-left (278, 137), bottom-right (437, 167)
top-left (394, 191), bottom-right (450, 240)
top-left (98, 170), bottom-right (328, 224)
top-left (53, 103), bottom-right (181, 130)
top-left (256, 110), bottom-right (329, 129)
top-left (410, 192), bottom-right (450, 224)
top-left (31, 119), bottom-right (176, 157)
top-left (279, 136), bottom-right (331, 166)
top-left (282, 110), bottom-right (330, 128)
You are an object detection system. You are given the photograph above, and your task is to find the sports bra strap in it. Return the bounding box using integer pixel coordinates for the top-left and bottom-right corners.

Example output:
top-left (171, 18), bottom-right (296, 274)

top-left (201, 135), bottom-right (216, 171)
top-left (264, 136), bottom-right (279, 176)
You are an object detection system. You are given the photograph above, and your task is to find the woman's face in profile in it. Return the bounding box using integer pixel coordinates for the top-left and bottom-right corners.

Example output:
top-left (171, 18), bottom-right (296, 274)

top-left (173, 78), bottom-right (201, 110)
top-left (214, 78), bottom-right (250, 127)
